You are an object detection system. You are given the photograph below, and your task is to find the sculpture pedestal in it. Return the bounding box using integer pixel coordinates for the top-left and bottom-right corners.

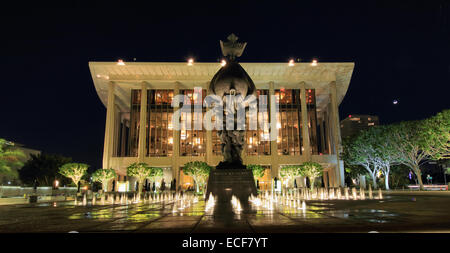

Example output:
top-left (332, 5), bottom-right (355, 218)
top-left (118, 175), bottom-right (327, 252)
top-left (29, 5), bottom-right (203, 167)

top-left (206, 169), bottom-right (257, 213)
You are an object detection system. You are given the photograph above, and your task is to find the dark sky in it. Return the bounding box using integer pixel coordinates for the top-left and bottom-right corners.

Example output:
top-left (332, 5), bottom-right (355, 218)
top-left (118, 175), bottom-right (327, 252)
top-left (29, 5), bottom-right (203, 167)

top-left (1, 1), bottom-right (449, 169)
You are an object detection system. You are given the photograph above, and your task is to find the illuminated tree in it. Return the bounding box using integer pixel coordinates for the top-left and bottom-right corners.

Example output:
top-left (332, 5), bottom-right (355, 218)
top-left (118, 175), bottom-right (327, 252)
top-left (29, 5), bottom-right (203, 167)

top-left (146, 167), bottom-right (164, 191)
top-left (279, 165), bottom-right (302, 189)
top-left (370, 125), bottom-right (402, 190)
top-left (19, 153), bottom-right (72, 186)
top-left (423, 109), bottom-right (450, 160)
top-left (126, 162), bottom-right (152, 195)
top-left (300, 162), bottom-right (323, 191)
top-left (0, 139), bottom-right (25, 176)
top-left (247, 164), bottom-right (266, 185)
top-left (342, 129), bottom-right (381, 189)
top-left (183, 161), bottom-right (211, 193)
top-left (92, 168), bottom-right (117, 192)
top-left (59, 163), bottom-right (89, 191)
top-left (392, 110), bottom-right (450, 190)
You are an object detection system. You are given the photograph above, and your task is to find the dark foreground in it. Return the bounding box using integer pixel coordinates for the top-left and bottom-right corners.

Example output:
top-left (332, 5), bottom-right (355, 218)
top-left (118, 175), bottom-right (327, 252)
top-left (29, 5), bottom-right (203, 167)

top-left (1, 192), bottom-right (450, 233)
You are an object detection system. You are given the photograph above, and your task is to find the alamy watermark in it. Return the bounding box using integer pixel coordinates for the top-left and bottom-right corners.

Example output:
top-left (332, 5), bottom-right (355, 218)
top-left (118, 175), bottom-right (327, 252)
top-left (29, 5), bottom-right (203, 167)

top-left (171, 87), bottom-right (280, 141)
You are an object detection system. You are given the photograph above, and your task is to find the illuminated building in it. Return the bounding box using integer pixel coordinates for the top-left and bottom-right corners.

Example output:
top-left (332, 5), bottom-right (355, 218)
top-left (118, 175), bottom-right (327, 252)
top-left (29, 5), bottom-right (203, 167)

top-left (89, 61), bottom-right (354, 190)
top-left (340, 114), bottom-right (379, 139)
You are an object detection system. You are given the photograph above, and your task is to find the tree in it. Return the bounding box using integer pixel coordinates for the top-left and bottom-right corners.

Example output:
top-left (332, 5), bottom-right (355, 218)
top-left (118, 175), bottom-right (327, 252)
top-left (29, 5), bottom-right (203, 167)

top-left (0, 139), bottom-right (25, 176)
top-left (370, 125), bottom-right (402, 190)
top-left (126, 162), bottom-right (152, 196)
top-left (59, 163), bottom-right (89, 192)
top-left (391, 120), bottom-right (435, 190)
top-left (247, 164), bottom-right (266, 185)
top-left (423, 109), bottom-right (450, 160)
top-left (146, 167), bottom-right (164, 191)
top-left (390, 165), bottom-right (412, 189)
top-left (19, 153), bottom-right (72, 186)
top-left (183, 161), bottom-right (211, 193)
top-left (342, 130), bottom-right (381, 189)
top-left (92, 168), bottom-right (117, 192)
top-left (300, 162), bottom-right (323, 191)
top-left (279, 165), bottom-right (302, 189)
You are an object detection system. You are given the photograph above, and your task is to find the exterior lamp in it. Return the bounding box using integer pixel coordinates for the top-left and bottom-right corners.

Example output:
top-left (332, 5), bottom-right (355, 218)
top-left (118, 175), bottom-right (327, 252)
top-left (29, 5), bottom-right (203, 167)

top-left (117, 59), bottom-right (125, 66)
top-left (221, 59), bottom-right (227, 66)
top-left (311, 59), bottom-right (318, 66)
top-left (288, 59), bottom-right (295, 67)
top-left (187, 58), bottom-right (194, 66)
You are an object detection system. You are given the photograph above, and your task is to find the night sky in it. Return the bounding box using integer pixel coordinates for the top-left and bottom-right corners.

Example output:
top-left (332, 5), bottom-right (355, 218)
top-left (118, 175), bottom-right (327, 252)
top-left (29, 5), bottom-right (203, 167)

top-left (1, 1), bottom-right (449, 169)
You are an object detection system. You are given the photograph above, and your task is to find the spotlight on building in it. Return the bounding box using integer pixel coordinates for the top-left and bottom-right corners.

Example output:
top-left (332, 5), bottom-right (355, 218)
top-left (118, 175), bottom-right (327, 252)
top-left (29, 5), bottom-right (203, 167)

top-left (117, 59), bottom-right (125, 66)
top-left (311, 59), bottom-right (318, 66)
top-left (187, 58), bottom-right (194, 66)
top-left (288, 59), bottom-right (295, 67)
top-left (221, 59), bottom-right (227, 67)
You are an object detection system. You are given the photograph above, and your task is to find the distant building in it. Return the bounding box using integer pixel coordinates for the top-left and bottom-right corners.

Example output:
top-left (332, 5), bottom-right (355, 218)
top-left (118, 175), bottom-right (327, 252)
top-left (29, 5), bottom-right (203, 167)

top-left (340, 114), bottom-right (379, 139)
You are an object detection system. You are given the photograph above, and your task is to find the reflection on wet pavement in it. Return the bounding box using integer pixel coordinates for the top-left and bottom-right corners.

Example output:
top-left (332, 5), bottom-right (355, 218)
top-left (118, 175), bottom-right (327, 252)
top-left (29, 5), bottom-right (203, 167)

top-left (1, 193), bottom-right (450, 232)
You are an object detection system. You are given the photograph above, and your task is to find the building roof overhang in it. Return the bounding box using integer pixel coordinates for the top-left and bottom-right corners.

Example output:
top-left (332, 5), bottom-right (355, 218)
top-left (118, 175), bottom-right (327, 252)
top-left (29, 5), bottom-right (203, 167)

top-left (89, 61), bottom-right (354, 113)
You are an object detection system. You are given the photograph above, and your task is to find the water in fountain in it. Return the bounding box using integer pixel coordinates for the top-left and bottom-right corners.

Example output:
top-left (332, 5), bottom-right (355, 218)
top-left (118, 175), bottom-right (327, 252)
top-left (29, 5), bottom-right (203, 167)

top-left (344, 187), bottom-right (349, 200)
top-left (352, 188), bottom-right (357, 200)
top-left (360, 188), bottom-right (365, 200)
top-left (378, 188), bottom-right (383, 199)
top-left (82, 193), bottom-right (87, 206)
top-left (299, 200), bottom-right (306, 210)
top-left (110, 194), bottom-right (114, 205)
top-left (172, 201), bottom-right (178, 213)
top-left (337, 188), bottom-right (342, 199)
top-left (74, 195), bottom-right (78, 206)
top-left (92, 195), bottom-right (96, 205)
top-left (115, 194), bottom-right (120, 204)
top-left (101, 195), bottom-right (105, 205)
top-left (205, 194), bottom-right (215, 211)
top-left (368, 185), bottom-right (373, 199)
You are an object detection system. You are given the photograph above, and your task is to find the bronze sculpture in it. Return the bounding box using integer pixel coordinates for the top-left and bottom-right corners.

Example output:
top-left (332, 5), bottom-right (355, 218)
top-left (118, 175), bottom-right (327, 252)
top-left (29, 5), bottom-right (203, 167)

top-left (208, 34), bottom-right (257, 169)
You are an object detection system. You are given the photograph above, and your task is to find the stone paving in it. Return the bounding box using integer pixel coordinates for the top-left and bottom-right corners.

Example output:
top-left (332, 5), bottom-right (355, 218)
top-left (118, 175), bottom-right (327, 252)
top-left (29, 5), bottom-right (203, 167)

top-left (1, 192), bottom-right (450, 233)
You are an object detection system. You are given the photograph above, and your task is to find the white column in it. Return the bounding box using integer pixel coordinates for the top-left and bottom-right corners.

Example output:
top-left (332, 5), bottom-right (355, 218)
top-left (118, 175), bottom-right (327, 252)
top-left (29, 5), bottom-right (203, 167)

top-left (172, 84), bottom-right (181, 190)
top-left (138, 82), bottom-right (148, 162)
top-left (113, 105), bottom-right (121, 157)
top-left (323, 171), bottom-right (329, 188)
top-left (269, 82), bottom-right (279, 179)
top-left (206, 88), bottom-right (213, 165)
top-left (330, 81), bottom-right (344, 187)
top-left (319, 116), bottom-right (326, 154)
top-left (328, 167), bottom-right (335, 187)
top-left (300, 82), bottom-right (311, 159)
top-left (102, 81), bottom-right (115, 170)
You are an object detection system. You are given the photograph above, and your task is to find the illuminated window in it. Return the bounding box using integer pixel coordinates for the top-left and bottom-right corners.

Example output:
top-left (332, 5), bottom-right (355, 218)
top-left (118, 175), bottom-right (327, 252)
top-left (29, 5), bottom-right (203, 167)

top-left (180, 89), bottom-right (206, 156)
top-left (274, 89), bottom-right (302, 155)
top-left (368, 122), bottom-right (375, 126)
top-left (147, 90), bottom-right (174, 157)
top-left (246, 90), bottom-right (270, 156)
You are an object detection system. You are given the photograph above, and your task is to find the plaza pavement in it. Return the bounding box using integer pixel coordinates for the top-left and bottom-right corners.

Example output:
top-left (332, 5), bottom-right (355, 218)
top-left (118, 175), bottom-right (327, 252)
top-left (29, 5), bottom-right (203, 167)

top-left (1, 191), bottom-right (450, 233)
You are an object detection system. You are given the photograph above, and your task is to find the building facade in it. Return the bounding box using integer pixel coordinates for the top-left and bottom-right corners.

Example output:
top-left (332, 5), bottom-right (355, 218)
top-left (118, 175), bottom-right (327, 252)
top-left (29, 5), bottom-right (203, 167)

top-left (89, 61), bottom-right (354, 191)
top-left (340, 114), bottom-right (379, 139)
